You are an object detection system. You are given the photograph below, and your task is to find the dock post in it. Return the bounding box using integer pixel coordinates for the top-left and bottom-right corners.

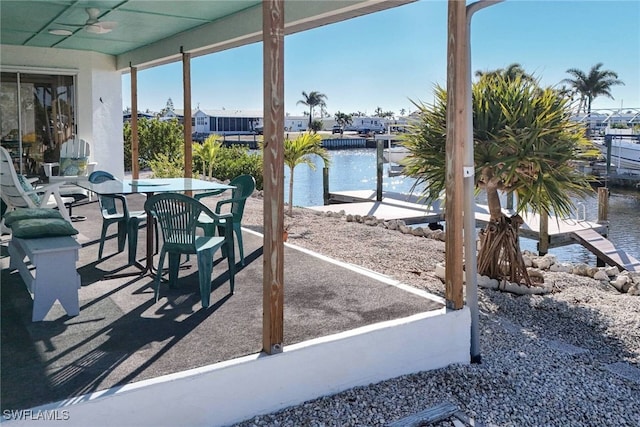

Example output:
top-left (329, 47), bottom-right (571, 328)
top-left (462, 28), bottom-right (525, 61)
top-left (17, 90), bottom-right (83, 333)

top-left (506, 192), bottom-right (514, 211)
top-left (376, 139), bottom-right (383, 201)
top-left (323, 167), bottom-right (329, 205)
top-left (597, 187), bottom-right (609, 224)
top-left (596, 186), bottom-right (609, 267)
top-left (538, 211), bottom-right (549, 255)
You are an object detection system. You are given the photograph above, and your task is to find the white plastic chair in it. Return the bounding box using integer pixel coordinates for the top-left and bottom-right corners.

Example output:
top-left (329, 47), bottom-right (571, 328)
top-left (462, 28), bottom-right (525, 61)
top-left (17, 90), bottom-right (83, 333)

top-left (42, 138), bottom-right (97, 202)
top-left (0, 146), bottom-right (73, 223)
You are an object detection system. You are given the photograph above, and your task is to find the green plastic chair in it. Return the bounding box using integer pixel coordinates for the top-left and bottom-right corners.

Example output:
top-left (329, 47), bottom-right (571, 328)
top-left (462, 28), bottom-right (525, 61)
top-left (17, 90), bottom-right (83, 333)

top-left (89, 171), bottom-right (156, 265)
top-left (195, 174), bottom-right (256, 266)
top-left (144, 193), bottom-right (235, 308)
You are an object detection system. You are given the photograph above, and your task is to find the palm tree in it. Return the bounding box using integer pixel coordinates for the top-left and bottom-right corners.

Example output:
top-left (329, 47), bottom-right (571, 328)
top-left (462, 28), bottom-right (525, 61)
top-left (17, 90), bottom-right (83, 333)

top-left (296, 91), bottom-right (327, 128)
top-left (475, 63), bottom-right (535, 83)
top-left (284, 133), bottom-right (330, 216)
top-left (193, 134), bottom-right (222, 180)
top-left (334, 111), bottom-right (352, 134)
top-left (562, 63), bottom-right (624, 121)
top-left (402, 74), bottom-right (593, 287)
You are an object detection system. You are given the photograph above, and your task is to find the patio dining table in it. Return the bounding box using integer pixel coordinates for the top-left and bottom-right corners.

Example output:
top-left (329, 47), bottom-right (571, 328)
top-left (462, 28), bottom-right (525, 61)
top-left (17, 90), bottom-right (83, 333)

top-left (77, 177), bottom-right (235, 278)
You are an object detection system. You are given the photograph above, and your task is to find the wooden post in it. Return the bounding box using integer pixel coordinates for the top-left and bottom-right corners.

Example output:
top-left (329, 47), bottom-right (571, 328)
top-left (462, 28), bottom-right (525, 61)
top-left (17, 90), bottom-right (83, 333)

top-left (597, 187), bottom-right (609, 224)
top-left (538, 211), bottom-right (549, 255)
top-left (596, 186), bottom-right (609, 267)
top-left (444, 0), bottom-right (465, 310)
top-left (262, 0), bottom-right (285, 355)
top-left (506, 191), bottom-right (513, 211)
top-left (376, 139), bottom-right (383, 201)
top-left (182, 51), bottom-right (193, 182)
top-left (323, 167), bottom-right (329, 205)
top-left (130, 65), bottom-right (139, 179)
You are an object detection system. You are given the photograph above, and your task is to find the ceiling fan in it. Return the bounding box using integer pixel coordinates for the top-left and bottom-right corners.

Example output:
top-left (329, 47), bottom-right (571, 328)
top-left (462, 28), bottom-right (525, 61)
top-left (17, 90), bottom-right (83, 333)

top-left (58, 8), bottom-right (117, 34)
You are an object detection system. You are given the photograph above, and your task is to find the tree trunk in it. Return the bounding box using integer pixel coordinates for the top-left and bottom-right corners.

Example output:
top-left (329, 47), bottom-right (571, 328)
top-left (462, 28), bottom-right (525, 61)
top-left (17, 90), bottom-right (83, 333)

top-left (288, 169), bottom-right (294, 216)
top-left (477, 182), bottom-right (532, 287)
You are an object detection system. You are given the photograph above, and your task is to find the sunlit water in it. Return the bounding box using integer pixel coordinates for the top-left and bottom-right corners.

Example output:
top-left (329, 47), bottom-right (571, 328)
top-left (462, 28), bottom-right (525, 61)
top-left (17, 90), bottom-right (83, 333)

top-left (282, 148), bottom-right (640, 264)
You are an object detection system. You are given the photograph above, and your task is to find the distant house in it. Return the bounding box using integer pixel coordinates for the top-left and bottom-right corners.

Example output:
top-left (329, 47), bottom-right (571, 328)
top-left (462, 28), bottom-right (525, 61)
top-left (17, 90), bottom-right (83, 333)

top-left (159, 109), bottom-right (183, 122)
top-left (571, 110), bottom-right (640, 135)
top-left (123, 111), bottom-right (155, 122)
top-left (284, 116), bottom-right (308, 132)
top-left (172, 108), bottom-right (262, 136)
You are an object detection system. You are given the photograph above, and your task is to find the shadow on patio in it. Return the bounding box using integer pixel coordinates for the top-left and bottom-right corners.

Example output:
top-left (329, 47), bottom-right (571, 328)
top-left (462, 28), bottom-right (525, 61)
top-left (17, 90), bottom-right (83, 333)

top-left (1, 195), bottom-right (466, 426)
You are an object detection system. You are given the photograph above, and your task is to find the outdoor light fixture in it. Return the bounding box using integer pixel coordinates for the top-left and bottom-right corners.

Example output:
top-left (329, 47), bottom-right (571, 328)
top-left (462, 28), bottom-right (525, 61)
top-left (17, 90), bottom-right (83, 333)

top-left (48, 29), bottom-right (73, 36)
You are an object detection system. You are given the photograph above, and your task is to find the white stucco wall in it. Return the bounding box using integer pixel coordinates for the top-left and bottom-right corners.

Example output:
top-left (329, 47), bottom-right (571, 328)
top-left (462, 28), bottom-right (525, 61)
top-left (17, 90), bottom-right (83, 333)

top-left (0, 45), bottom-right (124, 178)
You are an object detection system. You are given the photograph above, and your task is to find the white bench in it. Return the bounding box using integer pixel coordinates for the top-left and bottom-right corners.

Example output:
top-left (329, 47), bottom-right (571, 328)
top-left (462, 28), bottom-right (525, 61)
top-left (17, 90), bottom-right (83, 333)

top-left (8, 236), bottom-right (81, 321)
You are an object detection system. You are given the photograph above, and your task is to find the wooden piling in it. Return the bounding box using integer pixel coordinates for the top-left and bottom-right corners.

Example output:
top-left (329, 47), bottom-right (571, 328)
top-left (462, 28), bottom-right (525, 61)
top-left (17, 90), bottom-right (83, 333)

top-left (597, 187), bottom-right (609, 224)
top-left (323, 167), bottom-right (329, 205)
top-left (376, 139), bottom-right (383, 202)
top-left (538, 211), bottom-right (549, 255)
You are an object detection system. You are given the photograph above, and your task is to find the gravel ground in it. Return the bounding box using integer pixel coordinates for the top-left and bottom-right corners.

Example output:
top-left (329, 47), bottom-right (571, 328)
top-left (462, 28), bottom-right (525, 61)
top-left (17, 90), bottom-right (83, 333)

top-left (212, 193), bottom-right (640, 427)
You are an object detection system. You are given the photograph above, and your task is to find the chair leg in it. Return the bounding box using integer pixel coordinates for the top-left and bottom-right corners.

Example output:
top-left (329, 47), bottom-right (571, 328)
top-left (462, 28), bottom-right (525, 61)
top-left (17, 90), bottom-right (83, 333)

top-left (197, 248), bottom-right (214, 308)
top-left (116, 221), bottom-right (127, 253)
top-left (98, 223), bottom-right (109, 259)
top-left (127, 217), bottom-right (140, 265)
top-left (226, 235), bottom-right (236, 294)
top-left (168, 253), bottom-right (180, 289)
top-left (155, 248), bottom-right (167, 302)
top-left (233, 223), bottom-right (244, 266)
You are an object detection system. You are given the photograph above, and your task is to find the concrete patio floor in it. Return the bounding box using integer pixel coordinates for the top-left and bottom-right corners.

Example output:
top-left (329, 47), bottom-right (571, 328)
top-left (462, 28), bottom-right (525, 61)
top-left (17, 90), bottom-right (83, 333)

top-left (1, 195), bottom-right (469, 426)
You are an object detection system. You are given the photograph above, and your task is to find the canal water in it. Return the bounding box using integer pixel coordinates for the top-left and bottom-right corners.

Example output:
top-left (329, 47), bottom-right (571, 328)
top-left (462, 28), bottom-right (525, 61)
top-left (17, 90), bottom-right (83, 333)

top-left (283, 148), bottom-right (640, 265)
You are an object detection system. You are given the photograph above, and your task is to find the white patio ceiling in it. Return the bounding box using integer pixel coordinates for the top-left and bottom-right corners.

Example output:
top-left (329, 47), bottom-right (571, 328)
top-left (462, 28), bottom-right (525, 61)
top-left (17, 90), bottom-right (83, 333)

top-left (0, 0), bottom-right (416, 71)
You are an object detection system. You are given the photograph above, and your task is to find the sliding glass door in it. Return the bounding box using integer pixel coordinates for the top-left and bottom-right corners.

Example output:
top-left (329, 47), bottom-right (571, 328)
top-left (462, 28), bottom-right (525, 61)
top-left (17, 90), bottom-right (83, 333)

top-left (0, 71), bottom-right (75, 177)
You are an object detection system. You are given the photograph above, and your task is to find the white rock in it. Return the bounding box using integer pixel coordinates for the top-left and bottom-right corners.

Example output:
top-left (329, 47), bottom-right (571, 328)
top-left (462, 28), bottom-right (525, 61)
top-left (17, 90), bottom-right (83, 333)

top-left (627, 284), bottom-right (640, 295)
top-left (604, 266), bottom-right (620, 276)
top-left (533, 257), bottom-right (553, 270)
top-left (549, 262), bottom-right (573, 273)
top-left (587, 267), bottom-right (600, 278)
top-left (522, 253), bottom-right (533, 268)
top-left (593, 270), bottom-right (610, 281)
top-left (611, 275), bottom-right (630, 292)
top-left (411, 227), bottom-right (425, 237)
top-left (399, 225), bottom-right (413, 234)
top-left (573, 263), bottom-right (590, 276)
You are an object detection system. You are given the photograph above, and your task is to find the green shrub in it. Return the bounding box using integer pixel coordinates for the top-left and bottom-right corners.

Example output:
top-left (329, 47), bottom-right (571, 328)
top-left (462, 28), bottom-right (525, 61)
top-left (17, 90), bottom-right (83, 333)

top-left (124, 118), bottom-right (184, 170)
top-left (149, 151), bottom-right (184, 178)
top-left (212, 145), bottom-right (264, 190)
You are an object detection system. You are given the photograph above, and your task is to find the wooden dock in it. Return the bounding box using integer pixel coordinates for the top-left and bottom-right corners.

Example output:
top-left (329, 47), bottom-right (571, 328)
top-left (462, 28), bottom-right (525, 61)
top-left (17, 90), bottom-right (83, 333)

top-left (570, 229), bottom-right (640, 272)
top-left (309, 191), bottom-right (638, 269)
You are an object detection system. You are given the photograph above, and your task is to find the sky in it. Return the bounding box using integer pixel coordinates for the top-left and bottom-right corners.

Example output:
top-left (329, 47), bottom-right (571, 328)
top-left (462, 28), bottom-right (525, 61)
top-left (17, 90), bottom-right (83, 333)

top-left (122, 0), bottom-right (640, 118)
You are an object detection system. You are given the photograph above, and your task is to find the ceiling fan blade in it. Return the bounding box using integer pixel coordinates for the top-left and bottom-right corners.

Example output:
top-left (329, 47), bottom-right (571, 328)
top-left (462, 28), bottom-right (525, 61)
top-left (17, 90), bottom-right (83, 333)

top-left (55, 22), bottom-right (85, 27)
top-left (85, 21), bottom-right (117, 34)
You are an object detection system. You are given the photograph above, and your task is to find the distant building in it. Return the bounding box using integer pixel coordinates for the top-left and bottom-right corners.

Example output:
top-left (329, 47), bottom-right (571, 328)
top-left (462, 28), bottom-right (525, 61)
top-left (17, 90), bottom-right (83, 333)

top-left (571, 109), bottom-right (640, 135)
top-left (172, 108), bottom-right (262, 136)
top-left (123, 111), bottom-right (155, 122)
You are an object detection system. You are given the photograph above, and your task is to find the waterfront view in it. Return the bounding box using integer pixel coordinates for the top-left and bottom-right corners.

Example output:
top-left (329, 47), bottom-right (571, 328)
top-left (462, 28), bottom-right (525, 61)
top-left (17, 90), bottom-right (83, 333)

top-left (284, 148), bottom-right (640, 265)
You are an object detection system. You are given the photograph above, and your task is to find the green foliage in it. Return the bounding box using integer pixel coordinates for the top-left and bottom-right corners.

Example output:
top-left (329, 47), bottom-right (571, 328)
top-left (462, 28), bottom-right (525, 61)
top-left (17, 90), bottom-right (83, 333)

top-left (334, 111), bottom-right (352, 129)
top-left (211, 145), bottom-right (263, 191)
top-left (310, 119), bottom-right (324, 133)
top-left (149, 151), bottom-right (184, 178)
top-left (193, 134), bottom-right (222, 180)
top-left (281, 133), bottom-right (330, 215)
top-left (297, 91), bottom-right (328, 127)
top-left (402, 74), bottom-right (594, 219)
top-left (562, 63), bottom-right (624, 115)
top-left (123, 118), bottom-right (184, 171)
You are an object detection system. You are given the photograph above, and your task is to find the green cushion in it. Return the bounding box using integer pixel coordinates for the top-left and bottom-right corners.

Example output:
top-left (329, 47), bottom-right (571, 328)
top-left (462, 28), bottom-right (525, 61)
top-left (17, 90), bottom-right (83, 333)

top-left (11, 218), bottom-right (78, 239)
top-left (16, 174), bottom-right (41, 205)
top-left (4, 208), bottom-right (64, 226)
top-left (60, 157), bottom-right (89, 176)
